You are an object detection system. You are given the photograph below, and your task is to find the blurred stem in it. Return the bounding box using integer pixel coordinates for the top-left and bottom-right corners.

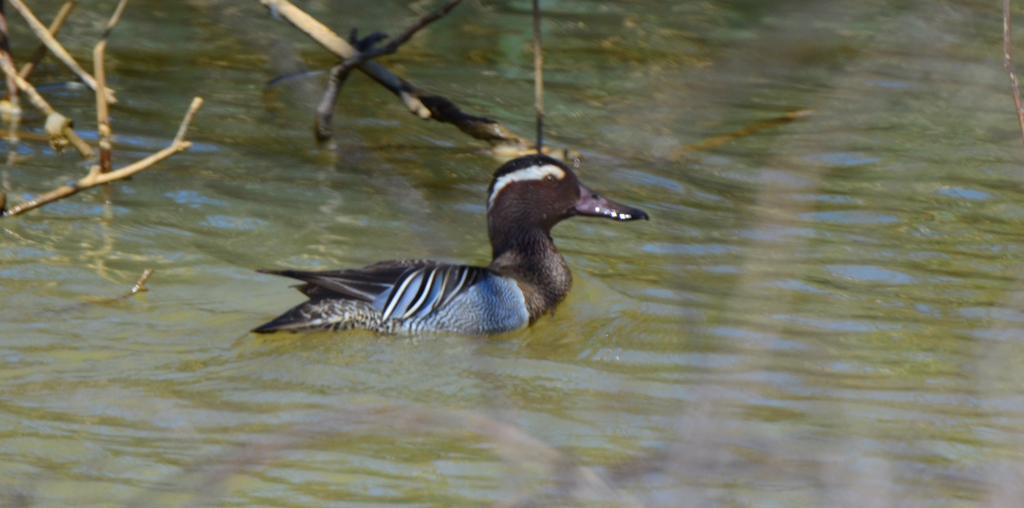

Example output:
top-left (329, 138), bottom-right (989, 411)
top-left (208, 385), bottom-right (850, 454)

top-left (1004, 0), bottom-right (1024, 144)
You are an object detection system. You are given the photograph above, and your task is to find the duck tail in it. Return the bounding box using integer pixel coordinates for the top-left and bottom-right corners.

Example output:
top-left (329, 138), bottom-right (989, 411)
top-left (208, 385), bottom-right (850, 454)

top-left (252, 298), bottom-right (374, 333)
top-left (252, 301), bottom-right (328, 333)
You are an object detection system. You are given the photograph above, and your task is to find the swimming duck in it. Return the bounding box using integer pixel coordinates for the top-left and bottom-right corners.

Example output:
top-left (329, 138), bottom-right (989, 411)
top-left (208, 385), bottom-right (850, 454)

top-left (254, 154), bottom-right (648, 335)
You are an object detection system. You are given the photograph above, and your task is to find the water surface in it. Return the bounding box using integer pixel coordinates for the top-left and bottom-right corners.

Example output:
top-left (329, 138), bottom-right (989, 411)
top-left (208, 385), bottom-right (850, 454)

top-left (3, 0), bottom-right (1024, 506)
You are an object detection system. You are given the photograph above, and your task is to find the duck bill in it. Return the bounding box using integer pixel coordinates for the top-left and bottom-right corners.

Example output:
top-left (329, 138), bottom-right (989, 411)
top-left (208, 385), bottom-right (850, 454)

top-left (573, 184), bottom-right (649, 221)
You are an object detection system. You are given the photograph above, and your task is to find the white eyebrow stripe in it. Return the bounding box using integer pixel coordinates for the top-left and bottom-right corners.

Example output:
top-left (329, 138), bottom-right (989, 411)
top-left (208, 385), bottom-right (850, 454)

top-left (487, 164), bottom-right (566, 209)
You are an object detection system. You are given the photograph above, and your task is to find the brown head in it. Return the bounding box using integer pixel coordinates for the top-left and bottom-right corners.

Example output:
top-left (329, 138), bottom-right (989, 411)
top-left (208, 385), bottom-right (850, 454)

top-left (486, 154), bottom-right (649, 260)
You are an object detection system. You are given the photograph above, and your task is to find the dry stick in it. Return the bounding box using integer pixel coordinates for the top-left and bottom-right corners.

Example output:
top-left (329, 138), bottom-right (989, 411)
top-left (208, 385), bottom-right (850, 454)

top-left (314, 0), bottom-right (462, 144)
top-left (18, 0), bottom-right (76, 80)
top-left (94, 0), bottom-right (129, 173)
top-left (123, 268), bottom-right (152, 297)
top-left (0, 55), bottom-right (93, 158)
top-left (259, 0), bottom-right (575, 157)
top-left (7, 0), bottom-right (115, 104)
top-left (1, 97), bottom-right (201, 218)
top-left (1006, 0), bottom-right (1024, 144)
top-left (532, 0), bottom-right (543, 153)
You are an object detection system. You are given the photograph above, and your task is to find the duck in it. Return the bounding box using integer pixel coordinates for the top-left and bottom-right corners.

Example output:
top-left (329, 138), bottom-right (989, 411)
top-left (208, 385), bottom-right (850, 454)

top-left (253, 154), bottom-right (648, 335)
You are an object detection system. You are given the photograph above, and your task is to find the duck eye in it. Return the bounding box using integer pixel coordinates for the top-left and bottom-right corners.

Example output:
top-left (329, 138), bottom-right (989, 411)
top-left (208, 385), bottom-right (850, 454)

top-left (545, 175), bottom-right (556, 183)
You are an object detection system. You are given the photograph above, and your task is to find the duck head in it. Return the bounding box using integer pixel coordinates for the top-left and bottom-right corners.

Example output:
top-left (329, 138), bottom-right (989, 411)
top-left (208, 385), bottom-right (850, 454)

top-left (486, 154), bottom-right (648, 258)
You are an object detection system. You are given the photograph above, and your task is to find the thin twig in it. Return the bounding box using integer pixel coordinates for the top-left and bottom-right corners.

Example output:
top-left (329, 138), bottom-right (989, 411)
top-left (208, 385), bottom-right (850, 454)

top-left (373, 0), bottom-right (462, 56)
top-left (1005, 0), bottom-right (1024, 144)
top-left (18, 0), bottom-right (77, 81)
top-left (0, 55), bottom-right (93, 158)
top-left (259, 0), bottom-right (577, 158)
top-left (533, 0), bottom-right (543, 153)
top-left (7, 0), bottom-right (116, 103)
top-left (1, 97), bottom-right (201, 218)
top-left (174, 97), bottom-right (203, 144)
top-left (124, 268), bottom-right (152, 297)
top-left (94, 0), bottom-right (129, 173)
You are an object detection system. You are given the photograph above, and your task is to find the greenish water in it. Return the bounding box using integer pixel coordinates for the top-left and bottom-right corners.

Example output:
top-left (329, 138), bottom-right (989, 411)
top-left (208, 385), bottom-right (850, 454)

top-left (3, 0), bottom-right (1024, 506)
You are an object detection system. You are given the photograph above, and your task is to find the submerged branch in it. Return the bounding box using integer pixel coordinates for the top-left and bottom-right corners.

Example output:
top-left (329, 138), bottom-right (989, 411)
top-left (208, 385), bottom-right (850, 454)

top-left (1, 97), bottom-right (202, 218)
top-left (313, 0), bottom-right (461, 144)
top-left (670, 109), bottom-right (814, 158)
top-left (314, 59), bottom-right (352, 144)
top-left (7, 0), bottom-right (116, 103)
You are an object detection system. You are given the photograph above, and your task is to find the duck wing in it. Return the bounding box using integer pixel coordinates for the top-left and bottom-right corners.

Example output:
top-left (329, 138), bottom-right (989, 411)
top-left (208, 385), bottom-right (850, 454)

top-left (259, 260), bottom-right (489, 319)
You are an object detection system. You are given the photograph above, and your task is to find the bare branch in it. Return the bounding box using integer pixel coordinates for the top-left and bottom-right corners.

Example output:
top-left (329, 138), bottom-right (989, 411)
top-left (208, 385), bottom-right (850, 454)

top-left (1005, 0), bottom-right (1024, 144)
top-left (259, 0), bottom-right (576, 158)
top-left (314, 60), bottom-right (352, 144)
top-left (0, 55), bottom-right (93, 158)
top-left (313, 1), bottom-right (460, 144)
top-left (371, 0), bottom-right (462, 58)
top-left (1, 97), bottom-right (202, 218)
top-left (7, 0), bottom-right (116, 103)
top-left (94, 0), bottom-right (129, 173)
top-left (18, 0), bottom-right (77, 81)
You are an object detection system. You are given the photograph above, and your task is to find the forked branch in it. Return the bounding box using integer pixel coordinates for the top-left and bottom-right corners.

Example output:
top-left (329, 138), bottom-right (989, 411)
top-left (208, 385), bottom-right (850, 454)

top-left (7, 0), bottom-right (116, 103)
top-left (260, 0), bottom-right (576, 158)
top-left (1, 98), bottom-right (202, 218)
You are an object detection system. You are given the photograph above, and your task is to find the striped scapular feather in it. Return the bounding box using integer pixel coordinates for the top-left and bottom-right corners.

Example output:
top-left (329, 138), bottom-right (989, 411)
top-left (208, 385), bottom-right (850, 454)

top-left (258, 260), bottom-right (488, 321)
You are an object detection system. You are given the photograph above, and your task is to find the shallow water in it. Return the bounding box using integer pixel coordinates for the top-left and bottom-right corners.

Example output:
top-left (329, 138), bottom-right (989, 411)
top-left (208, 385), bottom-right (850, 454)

top-left (3, 0), bottom-right (1024, 506)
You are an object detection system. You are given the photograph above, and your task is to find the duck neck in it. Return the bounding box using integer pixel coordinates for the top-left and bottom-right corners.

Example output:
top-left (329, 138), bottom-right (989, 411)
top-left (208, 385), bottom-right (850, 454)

top-left (488, 224), bottom-right (572, 322)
